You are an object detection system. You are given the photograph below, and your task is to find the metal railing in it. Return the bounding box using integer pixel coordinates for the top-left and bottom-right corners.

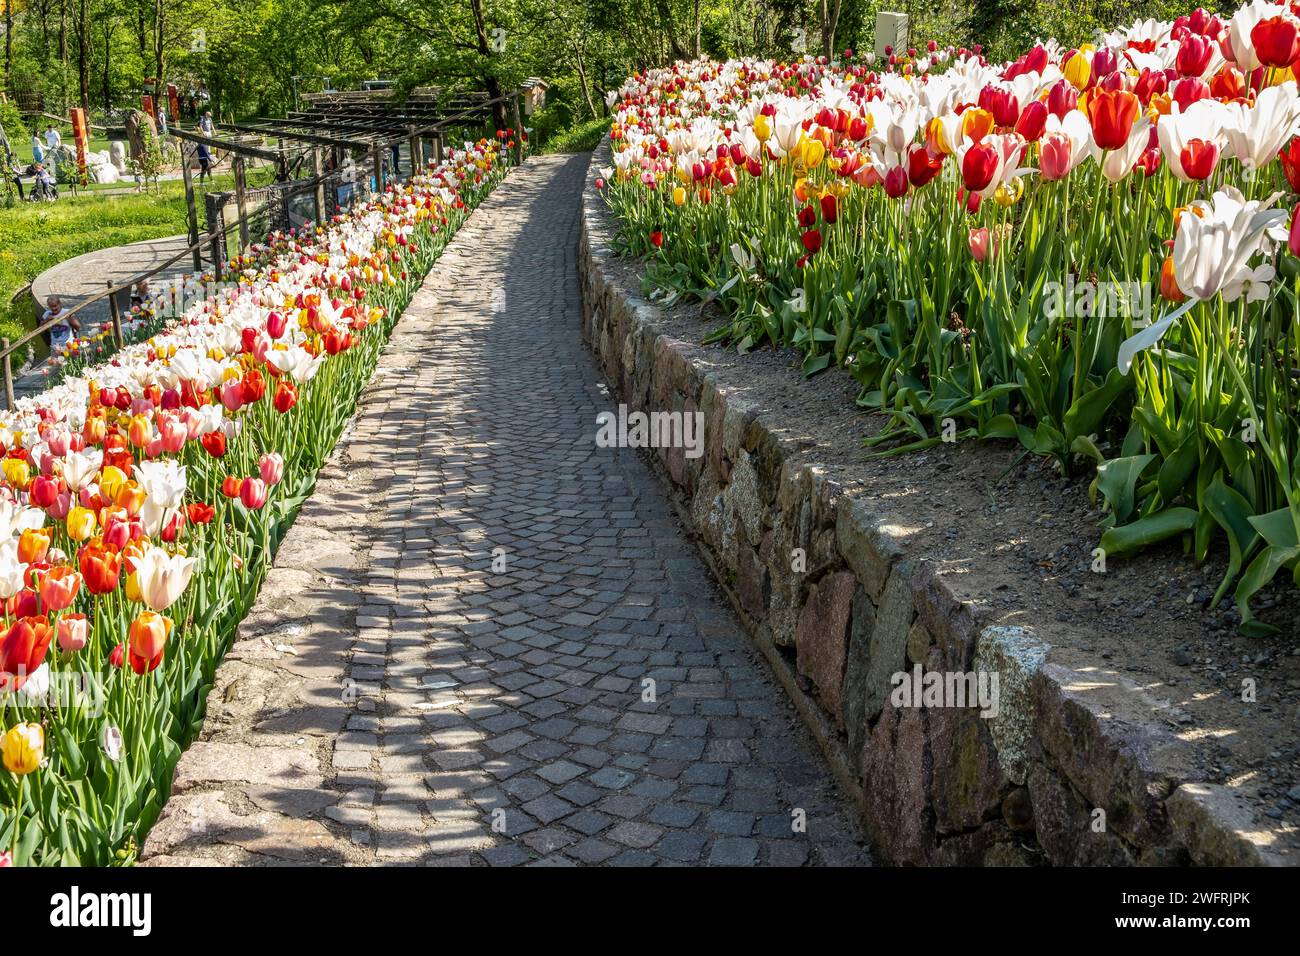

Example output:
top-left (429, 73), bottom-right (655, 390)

top-left (0, 193), bottom-right (272, 409)
top-left (0, 89), bottom-right (529, 410)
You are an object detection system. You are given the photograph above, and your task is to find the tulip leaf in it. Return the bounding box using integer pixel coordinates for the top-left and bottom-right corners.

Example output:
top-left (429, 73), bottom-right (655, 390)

top-left (1095, 454), bottom-right (1154, 523)
top-left (1099, 507), bottom-right (1198, 555)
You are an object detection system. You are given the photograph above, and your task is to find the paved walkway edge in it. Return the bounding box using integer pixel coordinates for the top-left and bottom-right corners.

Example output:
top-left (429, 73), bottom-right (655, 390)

top-left (578, 139), bottom-right (1292, 867)
top-left (141, 157), bottom-right (870, 867)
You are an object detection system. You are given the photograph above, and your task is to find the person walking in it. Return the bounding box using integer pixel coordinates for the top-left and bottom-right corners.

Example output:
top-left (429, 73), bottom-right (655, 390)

top-left (196, 141), bottom-right (212, 183)
top-left (30, 134), bottom-right (43, 166)
top-left (44, 125), bottom-right (62, 152)
top-left (41, 296), bottom-right (81, 353)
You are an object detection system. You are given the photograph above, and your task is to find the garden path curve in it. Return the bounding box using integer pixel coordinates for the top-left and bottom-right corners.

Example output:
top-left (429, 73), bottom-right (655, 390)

top-left (140, 153), bottom-right (870, 867)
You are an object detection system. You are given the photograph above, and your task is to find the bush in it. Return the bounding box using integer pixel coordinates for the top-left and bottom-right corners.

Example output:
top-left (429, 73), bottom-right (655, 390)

top-left (541, 117), bottom-right (610, 155)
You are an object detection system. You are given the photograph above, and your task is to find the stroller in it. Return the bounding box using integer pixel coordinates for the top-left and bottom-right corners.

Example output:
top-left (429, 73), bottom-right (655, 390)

top-left (28, 164), bottom-right (58, 202)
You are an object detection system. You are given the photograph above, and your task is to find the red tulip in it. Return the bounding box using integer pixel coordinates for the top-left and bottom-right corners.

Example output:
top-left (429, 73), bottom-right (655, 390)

top-left (961, 142), bottom-right (1000, 193)
top-left (1086, 89), bottom-right (1140, 150)
top-left (1252, 15), bottom-right (1299, 68)
top-left (1279, 136), bottom-right (1300, 192)
top-left (819, 192), bottom-right (838, 224)
top-left (1180, 139), bottom-right (1219, 180)
top-left (0, 615), bottom-right (55, 691)
top-left (1014, 101), bottom-right (1048, 142)
top-left (907, 146), bottom-right (944, 187)
top-left (1289, 204), bottom-right (1300, 258)
top-left (266, 311), bottom-right (287, 340)
top-left (240, 478), bottom-right (268, 511)
top-left (883, 165), bottom-right (909, 197)
top-left (201, 431), bottom-right (227, 459)
top-left (800, 229), bottom-right (822, 255)
top-left (30, 475), bottom-right (62, 509)
top-left (273, 381), bottom-right (298, 414)
top-left (1176, 33), bottom-right (1214, 76)
top-left (649, 230), bottom-right (663, 248)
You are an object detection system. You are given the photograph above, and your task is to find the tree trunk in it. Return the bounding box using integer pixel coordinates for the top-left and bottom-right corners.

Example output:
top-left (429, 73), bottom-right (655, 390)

top-left (76, 0), bottom-right (90, 111)
top-left (5, 0), bottom-right (14, 95)
top-left (572, 43), bottom-right (596, 120)
top-left (102, 24), bottom-right (115, 112)
top-left (153, 0), bottom-right (166, 91)
top-left (821, 0), bottom-right (843, 59)
top-left (468, 0), bottom-right (507, 130)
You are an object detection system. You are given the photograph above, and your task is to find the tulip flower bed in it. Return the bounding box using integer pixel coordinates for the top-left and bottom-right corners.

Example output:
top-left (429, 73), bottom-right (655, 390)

top-left (0, 138), bottom-right (510, 866)
top-left (601, 2), bottom-right (1300, 637)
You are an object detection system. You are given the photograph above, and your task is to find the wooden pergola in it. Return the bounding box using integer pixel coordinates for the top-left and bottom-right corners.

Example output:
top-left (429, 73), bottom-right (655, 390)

top-left (168, 86), bottom-right (528, 271)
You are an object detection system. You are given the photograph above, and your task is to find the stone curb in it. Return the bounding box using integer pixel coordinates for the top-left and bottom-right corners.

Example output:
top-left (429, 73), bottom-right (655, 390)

top-left (577, 140), bottom-right (1291, 867)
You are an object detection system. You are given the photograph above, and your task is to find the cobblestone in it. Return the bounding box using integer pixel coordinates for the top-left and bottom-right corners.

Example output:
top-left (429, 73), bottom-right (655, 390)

top-left (140, 155), bottom-right (870, 868)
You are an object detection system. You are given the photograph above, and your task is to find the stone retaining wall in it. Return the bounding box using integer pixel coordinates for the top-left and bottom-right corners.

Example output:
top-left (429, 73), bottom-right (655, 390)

top-left (577, 142), bottom-right (1287, 867)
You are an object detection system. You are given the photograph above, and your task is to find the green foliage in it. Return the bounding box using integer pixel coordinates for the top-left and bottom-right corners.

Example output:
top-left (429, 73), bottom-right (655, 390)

top-left (541, 117), bottom-right (610, 154)
top-left (0, 100), bottom-right (27, 153)
top-left (0, 171), bottom-right (247, 344)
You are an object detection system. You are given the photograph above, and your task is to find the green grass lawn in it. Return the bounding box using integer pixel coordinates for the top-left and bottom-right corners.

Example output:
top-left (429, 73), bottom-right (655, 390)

top-left (0, 169), bottom-right (252, 342)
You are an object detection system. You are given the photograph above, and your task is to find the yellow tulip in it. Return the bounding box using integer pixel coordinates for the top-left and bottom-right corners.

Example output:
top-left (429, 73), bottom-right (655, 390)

top-left (753, 114), bottom-right (772, 142)
top-left (1064, 52), bottom-right (1091, 91)
top-left (67, 506), bottom-right (97, 542)
top-left (97, 468), bottom-right (126, 504)
top-left (2, 723), bottom-right (44, 775)
top-left (124, 571), bottom-right (142, 603)
top-left (2, 458), bottom-right (29, 488)
top-left (993, 177), bottom-right (1024, 207)
top-left (672, 185), bottom-right (687, 206)
top-left (799, 137), bottom-right (825, 170)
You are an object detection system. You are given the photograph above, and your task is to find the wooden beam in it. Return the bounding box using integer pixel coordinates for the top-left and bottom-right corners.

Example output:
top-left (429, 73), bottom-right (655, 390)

top-left (178, 140), bottom-right (203, 272)
top-left (233, 155), bottom-right (249, 253)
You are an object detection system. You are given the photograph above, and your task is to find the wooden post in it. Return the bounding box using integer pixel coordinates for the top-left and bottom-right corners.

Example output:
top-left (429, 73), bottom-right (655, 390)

top-left (312, 147), bottom-right (326, 225)
top-left (432, 134), bottom-right (444, 165)
top-left (233, 155), bottom-right (249, 253)
top-left (107, 280), bottom-right (123, 348)
top-left (209, 214), bottom-right (224, 282)
top-left (179, 140), bottom-right (203, 271)
top-left (512, 94), bottom-right (525, 165)
top-left (2, 340), bottom-right (12, 411)
top-left (409, 133), bottom-right (423, 176)
top-left (372, 142), bottom-right (384, 194)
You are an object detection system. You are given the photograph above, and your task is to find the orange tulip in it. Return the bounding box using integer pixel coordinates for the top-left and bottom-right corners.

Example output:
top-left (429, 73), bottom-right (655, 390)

top-left (38, 565), bottom-right (81, 612)
top-left (79, 541), bottom-right (122, 595)
top-left (128, 610), bottom-right (171, 674)
top-left (17, 528), bottom-right (51, 565)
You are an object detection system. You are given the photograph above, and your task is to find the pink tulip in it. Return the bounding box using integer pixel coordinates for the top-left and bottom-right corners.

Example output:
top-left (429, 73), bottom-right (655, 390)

top-left (145, 437), bottom-right (164, 459)
top-left (49, 490), bottom-right (72, 520)
top-left (220, 381), bottom-right (245, 413)
top-left (259, 452), bottom-right (285, 486)
top-left (266, 311), bottom-right (287, 339)
top-left (240, 477), bottom-right (268, 510)
top-left (57, 613), bottom-right (89, 652)
top-left (1040, 134), bottom-right (1071, 181)
top-left (47, 430), bottom-right (72, 457)
top-left (968, 227), bottom-right (992, 262)
top-left (181, 407), bottom-right (204, 440)
top-left (159, 417), bottom-right (188, 453)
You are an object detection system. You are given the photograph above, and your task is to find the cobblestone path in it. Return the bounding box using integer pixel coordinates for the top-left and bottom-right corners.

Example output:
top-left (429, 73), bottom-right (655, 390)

top-left (141, 153), bottom-right (870, 867)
